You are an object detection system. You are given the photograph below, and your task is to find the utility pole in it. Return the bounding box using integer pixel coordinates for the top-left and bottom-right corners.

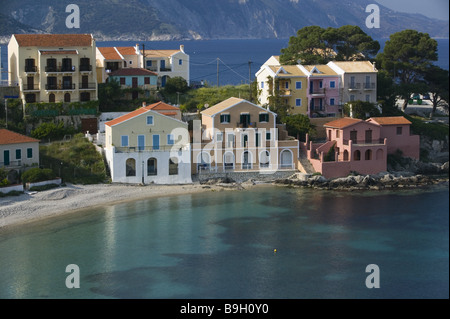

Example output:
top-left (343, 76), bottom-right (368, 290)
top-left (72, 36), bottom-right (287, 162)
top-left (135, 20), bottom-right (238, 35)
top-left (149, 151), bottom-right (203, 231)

top-left (248, 60), bottom-right (253, 102)
top-left (4, 99), bottom-right (7, 129)
top-left (217, 58), bottom-right (220, 87)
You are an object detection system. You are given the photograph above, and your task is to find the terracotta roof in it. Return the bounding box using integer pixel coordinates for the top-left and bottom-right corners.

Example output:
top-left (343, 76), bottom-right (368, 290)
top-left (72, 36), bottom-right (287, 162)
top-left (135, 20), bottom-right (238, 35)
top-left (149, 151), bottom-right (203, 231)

top-left (146, 101), bottom-right (180, 111)
top-left (109, 68), bottom-right (157, 77)
top-left (141, 50), bottom-right (180, 58)
top-left (116, 47), bottom-right (138, 56)
top-left (0, 129), bottom-right (40, 145)
top-left (368, 117), bottom-right (412, 125)
top-left (40, 50), bottom-right (78, 55)
top-left (13, 34), bottom-right (93, 47)
top-left (324, 117), bottom-right (363, 129)
top-left (201, 97), bottom-right (246, 117)
top-left (329, 61), bottom-right (377, 73)
top-left (98, 47), bottom-right (122, 60)
top-left (105, 108), bottom-right (152, 127)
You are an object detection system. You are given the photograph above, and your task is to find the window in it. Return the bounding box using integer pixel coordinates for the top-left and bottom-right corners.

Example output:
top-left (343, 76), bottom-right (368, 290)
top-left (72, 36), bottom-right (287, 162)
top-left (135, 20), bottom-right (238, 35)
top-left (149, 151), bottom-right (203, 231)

top-left (144, 77), bottom-right (150, 84)
top-left (80, 92), bottom-right (91, 102)
top-left (285, 82), bottom-right (289, 89)
top-left (330, 98), bottom-right (335, 105)
top-left (120, 77), bottom-right (126, 85)
top-left (27, 148), bottom-right (33, 159)
top-left (152, 135), bottom-right (160, 150)
top-left (397, 127), bottom-right (403, 135)
top-left (49, 94), bottom-right (55, 103)
top-left (147, 158), bottom-right (157, 176)
top-left (365, 150), bottom-right (372, 161)
top-left (126, 159), bottom-right (136, 177)
top-left (129, 61), bottom-right (133, 65)
top-left (216, 132), bottom-right (223, 142)
top-left (261, 82), bottom-right (264, 89)
top-left (240, 113), bottom-right (250, 126)
top-left (266, 131), bottom-right (272, 141)
top-left (366, 95), bottom-right (370, 102)
top-left (169, 158), bottom-right (179, 175)
top-left (25, 94), bottom-right (36, 103)
top-left (259, 113), bottom-right (269, 122)
top-left (260, 151), bottom-right (270, 168)
top-left (64, 93), bottom-right (71, 103)
top-left (179, 59), bottom-right (183, 66)
top-left (296, 99), bottom-right (302, 107)
top-left (147, 116), bottom-right (154, 125)
top-left (220, 114), bottom-right (230, 123)
top-left (336, 130), bottom-right (340, 138)
top-left (146, 60), bottom-right (152, 67)
top-left (167, 134), bottom-right (175, 145)
top-left (330, 81), bottom-right (336, 88)
top-left (296, 81), bottom-right (302, 89)
top-left (16, 149), bottom-right (21, 160)
top-left (121, 136), bottom-right (129, 147)
top-left (354, 150), bottom-right (361, 161)
top-left (350, 95), bottom-right (355, 101)
top-left (319, 81), bottom-right (323, 89)
top-left (227, 133), bottom-right (235, 148)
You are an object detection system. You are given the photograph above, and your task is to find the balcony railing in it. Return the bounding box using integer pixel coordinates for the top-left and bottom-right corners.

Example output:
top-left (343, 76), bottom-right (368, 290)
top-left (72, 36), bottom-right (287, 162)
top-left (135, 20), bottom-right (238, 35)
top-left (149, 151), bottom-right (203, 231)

top-left (348, 83), bottom-right (361, 90)
top-left (25, 66), bottom-right (38, 73)
top-left (45, 84), bottom-right (76, 90)
top-left (364, 82), bottom-right (376, 90)
top-left (79, 65), bottom-right (92, 72)
top-left (236, 122), bottom-right (257, 129)
top-left (310, 88), bottom-right (325, 95)
top-left (23, 84), bottom-right (40, 91)
top-left (160, 67), bottom-right (172, 72)
top-left (79, 82), bottom-right (97, 90)
top-left (343, 138), bottom-right (385, 146)
top-left (115, 145), bottom-right (189, 153)
top-left (45, 66), bottom-right (76, 73)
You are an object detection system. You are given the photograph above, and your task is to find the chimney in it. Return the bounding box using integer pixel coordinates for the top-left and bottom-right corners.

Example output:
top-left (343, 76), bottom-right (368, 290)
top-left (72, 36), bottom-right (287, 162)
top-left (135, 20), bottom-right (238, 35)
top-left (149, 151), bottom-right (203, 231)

top-left (180, 44), bottom-right (185, 53)
top-left (142, 102), bottom-right (147, 108)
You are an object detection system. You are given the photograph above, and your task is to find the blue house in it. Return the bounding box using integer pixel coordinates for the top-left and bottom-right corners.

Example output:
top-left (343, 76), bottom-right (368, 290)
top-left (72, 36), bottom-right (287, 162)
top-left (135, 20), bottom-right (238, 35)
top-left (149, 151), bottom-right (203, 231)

top-left (109, 68), bottom-right (158, 100)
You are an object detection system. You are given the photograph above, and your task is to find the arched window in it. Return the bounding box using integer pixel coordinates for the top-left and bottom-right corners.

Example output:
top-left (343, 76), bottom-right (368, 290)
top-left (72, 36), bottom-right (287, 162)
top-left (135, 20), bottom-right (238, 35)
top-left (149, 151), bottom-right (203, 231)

top-left (198, 152), bottom-right (211, 172)
top-left (126, 158), bottom-right (136, 177)
top-left (147, 158), bottom-right (157, 176)
top-left (49, 93), bottom-right (55, 103)
top-left (354, 150), bottom-right (361, 161)
top-left (64, 93), bottom-right (71, 103)
top-left (343, 150), bottom-right (349, 161)
top-left (224, 152), bottom-right (235, 170)
top-left (242, 151), bottom-right (252, 169)
top-left (260, 150), bottom-right (270, 168)
top-left (280, 150), bottom-right (293, 168)
top-left (169, 157), bottom-right (178, 175)
top-left (365, 149), bottom-right (372, 161)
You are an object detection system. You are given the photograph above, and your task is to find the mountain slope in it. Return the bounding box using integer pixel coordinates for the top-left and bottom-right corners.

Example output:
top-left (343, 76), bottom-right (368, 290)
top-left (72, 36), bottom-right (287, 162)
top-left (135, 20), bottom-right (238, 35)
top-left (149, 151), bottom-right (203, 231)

top-left (0, 0), bottom-right (448, 41)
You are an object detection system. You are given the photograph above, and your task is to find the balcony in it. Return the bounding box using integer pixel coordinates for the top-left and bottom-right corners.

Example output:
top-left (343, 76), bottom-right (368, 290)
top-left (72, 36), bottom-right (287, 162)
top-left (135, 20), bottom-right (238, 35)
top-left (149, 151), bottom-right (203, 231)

top-left (22, 84), bottom-right (40, 92)
top-left (45, 84), bottom-right (76, 91)
top-left (160, 67), bottom-right (172, 72)
top-left (348, 83), bottom-right (361, 90)
top-left (236, 122), bottom-right (257, 129)
top-left (279, 89), bottom-right (292, 97)
top-left (364, 82), bottom-right (376, 90)
top-left (310, 88), bottom-right (325, 96)
top-left (79, 82), bottom-right (97, 90)
top-left (79, 65), bottom-right (93, 73)
top-left (45, 66), bottom-right (76, 74)
top-left (25, 66), bottom-right (38, 74)
top-left (343, 138), bottom-right (386, 146)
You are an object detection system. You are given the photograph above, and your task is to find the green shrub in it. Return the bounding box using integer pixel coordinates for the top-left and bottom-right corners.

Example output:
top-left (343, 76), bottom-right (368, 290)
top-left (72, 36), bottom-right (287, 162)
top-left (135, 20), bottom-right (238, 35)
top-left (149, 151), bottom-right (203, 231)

top-left (22, 168), bottom-right (56, 184)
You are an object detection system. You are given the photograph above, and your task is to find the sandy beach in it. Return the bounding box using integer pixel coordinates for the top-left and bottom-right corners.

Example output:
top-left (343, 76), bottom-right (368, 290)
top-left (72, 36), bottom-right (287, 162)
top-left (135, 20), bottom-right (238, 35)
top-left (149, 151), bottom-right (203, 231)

top-left (0, 182), bottom-right (244, 229)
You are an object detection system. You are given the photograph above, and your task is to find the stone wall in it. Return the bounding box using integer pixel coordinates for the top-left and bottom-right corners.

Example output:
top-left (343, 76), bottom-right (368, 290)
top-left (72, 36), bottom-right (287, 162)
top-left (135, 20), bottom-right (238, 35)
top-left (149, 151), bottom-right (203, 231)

top-left (194, 169), bottom-right (297, 184)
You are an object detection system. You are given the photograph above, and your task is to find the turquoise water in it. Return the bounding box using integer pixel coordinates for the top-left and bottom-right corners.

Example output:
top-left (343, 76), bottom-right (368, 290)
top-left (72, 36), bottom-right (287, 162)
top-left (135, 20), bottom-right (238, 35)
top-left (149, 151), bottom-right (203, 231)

top-left (0, 186), bottom-right (448, 299)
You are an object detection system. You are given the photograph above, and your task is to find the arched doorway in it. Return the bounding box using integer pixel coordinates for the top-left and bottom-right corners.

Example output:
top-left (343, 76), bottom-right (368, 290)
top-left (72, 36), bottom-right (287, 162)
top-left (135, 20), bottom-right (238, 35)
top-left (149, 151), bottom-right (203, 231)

top-left (280, 150), bottom-right (293, 169)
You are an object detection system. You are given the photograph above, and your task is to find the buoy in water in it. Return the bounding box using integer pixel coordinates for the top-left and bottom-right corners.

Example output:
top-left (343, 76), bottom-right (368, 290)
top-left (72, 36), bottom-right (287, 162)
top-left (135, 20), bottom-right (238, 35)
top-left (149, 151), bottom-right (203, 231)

top-left (274, 249), bottom-right (277, 253)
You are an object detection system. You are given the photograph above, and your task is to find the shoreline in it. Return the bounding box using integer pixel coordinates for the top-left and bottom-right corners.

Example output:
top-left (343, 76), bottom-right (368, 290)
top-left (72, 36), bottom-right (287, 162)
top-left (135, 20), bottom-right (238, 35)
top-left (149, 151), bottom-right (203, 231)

top-left (0, 182), bottom-right (253, 229)
top-left (1, 172), bottom-right (449, 230)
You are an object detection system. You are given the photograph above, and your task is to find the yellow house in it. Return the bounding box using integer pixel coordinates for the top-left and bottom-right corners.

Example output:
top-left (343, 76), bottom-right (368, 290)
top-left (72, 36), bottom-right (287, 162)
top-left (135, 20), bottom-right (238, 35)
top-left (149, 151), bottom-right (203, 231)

top-left (255, 63), bottom-right (308, 116)
top-left (104, 104), bottom-right (191, 184)
top-left (8, 34), bottom-right (98, 104)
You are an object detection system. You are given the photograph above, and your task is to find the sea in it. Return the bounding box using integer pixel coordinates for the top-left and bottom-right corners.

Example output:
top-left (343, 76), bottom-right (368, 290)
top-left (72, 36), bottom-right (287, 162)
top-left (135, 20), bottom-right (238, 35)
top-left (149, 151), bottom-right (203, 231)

top-left (1, 38), bottom-right (449, 86)
top-left (0, 185), bottom-right (448, 299)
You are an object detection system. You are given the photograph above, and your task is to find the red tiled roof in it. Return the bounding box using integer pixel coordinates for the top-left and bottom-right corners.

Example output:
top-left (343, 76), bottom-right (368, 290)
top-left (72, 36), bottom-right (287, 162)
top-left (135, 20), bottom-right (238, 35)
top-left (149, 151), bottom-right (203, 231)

top-left (368, 117), bottom-right (412, 125)
top-left (13, 34), bottom-right (93, 47)
top-left (40, 50), bottom-right (78, 55)
top-left (0, 129), bottom-right (40, 145)
top-left (98, 47), bottom-right (122, 60)
top-left (324, 117), bottom-right (363, 129)
top-left (109, 68), bottom-right (157, 77)
top-left (146, 101), bottom-right (180, 111)
top-left (116, 47), bottom-right (138, 56)
top-left (105, 108), bottom-right (151, 127)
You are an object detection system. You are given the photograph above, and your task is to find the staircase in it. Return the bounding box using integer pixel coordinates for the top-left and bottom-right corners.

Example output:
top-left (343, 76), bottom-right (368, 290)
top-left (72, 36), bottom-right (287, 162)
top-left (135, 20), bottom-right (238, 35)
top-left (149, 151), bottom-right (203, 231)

top-left (298, 151), bottom-right (316, 174)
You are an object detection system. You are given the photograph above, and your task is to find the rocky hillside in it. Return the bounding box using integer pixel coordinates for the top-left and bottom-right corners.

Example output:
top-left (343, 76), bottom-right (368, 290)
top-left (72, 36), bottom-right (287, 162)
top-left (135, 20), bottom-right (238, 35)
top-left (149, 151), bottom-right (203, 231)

top-left (0, 0), bottom-right (448, 42)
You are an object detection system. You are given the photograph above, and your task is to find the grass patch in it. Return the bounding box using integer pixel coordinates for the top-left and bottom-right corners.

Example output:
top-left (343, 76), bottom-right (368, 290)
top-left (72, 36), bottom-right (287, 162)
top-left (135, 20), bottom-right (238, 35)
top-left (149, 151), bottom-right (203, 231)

top-left (40, 134), bottom-right (107, 185)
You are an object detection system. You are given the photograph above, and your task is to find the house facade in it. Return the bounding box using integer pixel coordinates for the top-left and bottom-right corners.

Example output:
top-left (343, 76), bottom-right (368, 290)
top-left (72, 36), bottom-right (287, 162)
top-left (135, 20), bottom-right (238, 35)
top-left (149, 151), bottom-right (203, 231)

top-left (108, 68), bottom-right (158, 100)
top-left (301, 116), bottom-right (419, 178)
top-left (8, 34), bottom-right (98, 104)
top-left (104, 105), bottom-right (191, 184)
top-left (96, 45), bottom-right (142, 83)
top-left (142, 45), bottom-right (190, 87)
top-left (255, 64), bottom-right (309, 116)
top-left (193, 97), bottom-right (299, 174)
top-left (328, 61), bottom-right (378, 104)
top-left (0, 129), bottom-right (40, 170)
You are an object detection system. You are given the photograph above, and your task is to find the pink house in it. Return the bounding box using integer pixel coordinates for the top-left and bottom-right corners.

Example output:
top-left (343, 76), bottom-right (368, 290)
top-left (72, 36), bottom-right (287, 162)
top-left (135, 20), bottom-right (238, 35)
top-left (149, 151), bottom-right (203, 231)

top-left (367, 117), bottom-right (420, 159)
top-left (298, 64), bottom-right (341, 118)
top-left (301, 116), bottom-right (420, 178)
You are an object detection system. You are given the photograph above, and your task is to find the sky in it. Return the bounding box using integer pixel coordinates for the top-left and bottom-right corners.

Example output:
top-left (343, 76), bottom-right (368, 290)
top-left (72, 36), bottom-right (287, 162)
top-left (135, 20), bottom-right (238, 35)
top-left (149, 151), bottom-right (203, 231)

top-left (376, 0), bottom-right (449, 21)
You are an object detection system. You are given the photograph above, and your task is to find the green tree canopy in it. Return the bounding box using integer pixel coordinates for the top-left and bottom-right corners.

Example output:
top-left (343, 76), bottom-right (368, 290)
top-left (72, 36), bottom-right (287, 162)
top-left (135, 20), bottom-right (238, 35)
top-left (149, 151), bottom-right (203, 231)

top-left (343, 101), bottom-right (381, 120)
top-left (282, 114), bottom-right (316, 141)
top-left (280, 25), bottom-right (380, 65)
top-left (424, 65), bottom-right (449, 118)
